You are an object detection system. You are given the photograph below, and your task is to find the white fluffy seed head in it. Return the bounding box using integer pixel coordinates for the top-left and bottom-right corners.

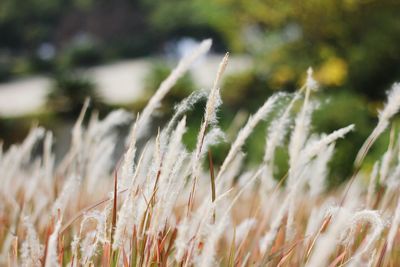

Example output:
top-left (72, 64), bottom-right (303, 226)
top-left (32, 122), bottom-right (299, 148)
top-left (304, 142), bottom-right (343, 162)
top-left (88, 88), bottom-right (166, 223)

top-left (79, 211), bottom-right (107, 263)
top-left (259, 195), bottom-right (291, 254)
top-left (52, 174), bottom-right (81, 216)
top-left (343, 210), bottom-right (385, 260)
top-left (387, 196), bottom-right (400, 252)
top-left (289, 99), bottom-right (316, 169)
top-left (196, 215), bottom-right (228, 267)
top-left (235, 218), bottom-right (257, 245)
top-left (92, 109), bottom-right (132, 139)
top-left (120, 118), bottom-right (139, 190)
top-left (264, 94), bottom-right (298, 164)
top-left (136, 39), bottom-right (212, 138)
top-left (20, 216), bottom-right (43, 267)
top-left (304, 124), bottom-right (354, 160)
top-left (217, 93), bottom-right (284, 181)
top-left (164, 90), bottom-right (208, 138)
top-left (204, 53), bottom-right (228, 127)
top-left (308, 143), bottom-right (335, 197)
top-left (379, 82), bottom-right (400, 123)
top-left (356, 83), bottom-right (400, 167)
top-left (44, 220), bottom-right (61, 267)
top-left (306, 206), bottom-right (350, 267)
top-left (306, 67), bottom-right (319, 91)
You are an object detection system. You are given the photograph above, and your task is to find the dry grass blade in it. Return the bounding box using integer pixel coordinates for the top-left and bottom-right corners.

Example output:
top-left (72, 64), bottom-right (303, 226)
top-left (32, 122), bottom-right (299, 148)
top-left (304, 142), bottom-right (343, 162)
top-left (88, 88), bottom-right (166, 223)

top-left (208, 149), bottom-right (216, 223)
top-left (328, 251), bottom-right (346, 267)
top-left (110, 170), bottom-right (118, 263)
top-left (189, 52), bottom-right (229, 210)
top-left (306, 216), bottom-right (332, 259)
top-left (376, 241), bottom-right (388, 267)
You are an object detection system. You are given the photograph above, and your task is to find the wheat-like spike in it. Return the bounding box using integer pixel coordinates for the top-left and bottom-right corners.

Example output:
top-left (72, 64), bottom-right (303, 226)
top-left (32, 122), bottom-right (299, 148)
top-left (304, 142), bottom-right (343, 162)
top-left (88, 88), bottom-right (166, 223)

top-left (135, 39), bottom-right (212, 138)
top-left (216, 93), bottom-right (284, 183)
top-left (44, 220), bottom-right (61, 267)
top-left (355, 82), bottom-right (400, 167)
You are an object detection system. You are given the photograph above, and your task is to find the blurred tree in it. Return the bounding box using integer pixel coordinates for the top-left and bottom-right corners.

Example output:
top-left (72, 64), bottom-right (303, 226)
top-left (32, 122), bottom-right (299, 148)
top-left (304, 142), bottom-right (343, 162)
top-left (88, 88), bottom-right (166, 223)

top-left (47, 71), bottom-right (104, 117)
top-left (144, 0), bottom-right (400, 99)
top-left (0, 0), bottom-right (63, 50)
top-left (1, 0), bottom-right (399, 97)
top-left (230, 1), bottom-right (399, 99)
top-left (140, 0), bottom-right (227, 51)
top-left (0, 0), bottom-right (157, 76)
top-left (222, 69), bottom-right (275, 111)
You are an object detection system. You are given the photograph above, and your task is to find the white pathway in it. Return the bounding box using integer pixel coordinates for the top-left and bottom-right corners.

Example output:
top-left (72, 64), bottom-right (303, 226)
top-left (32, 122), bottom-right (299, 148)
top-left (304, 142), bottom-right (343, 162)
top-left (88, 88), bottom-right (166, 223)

top-left (0, 55), bottom-right (252, 117)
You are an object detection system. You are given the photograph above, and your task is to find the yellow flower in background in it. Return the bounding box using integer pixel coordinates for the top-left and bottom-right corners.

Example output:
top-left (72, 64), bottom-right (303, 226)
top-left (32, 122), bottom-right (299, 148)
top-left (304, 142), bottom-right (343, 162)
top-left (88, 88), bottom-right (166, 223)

top-left (271, 66), bottom-right (294, 87)
top-left (316, 57), bottom-right (348, 86)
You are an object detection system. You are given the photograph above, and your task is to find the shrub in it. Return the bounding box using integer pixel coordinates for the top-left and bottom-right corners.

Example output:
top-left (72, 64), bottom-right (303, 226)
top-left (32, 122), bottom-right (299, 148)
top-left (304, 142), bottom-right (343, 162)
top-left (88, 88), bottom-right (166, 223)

top-left (47, 71), bottom-right (103, 117)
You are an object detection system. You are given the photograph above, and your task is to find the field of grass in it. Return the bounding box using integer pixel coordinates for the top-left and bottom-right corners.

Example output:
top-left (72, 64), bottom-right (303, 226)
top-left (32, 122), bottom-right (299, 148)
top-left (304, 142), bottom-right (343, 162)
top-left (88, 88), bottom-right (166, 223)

top-left (1, 39), bottom-right (400, 266)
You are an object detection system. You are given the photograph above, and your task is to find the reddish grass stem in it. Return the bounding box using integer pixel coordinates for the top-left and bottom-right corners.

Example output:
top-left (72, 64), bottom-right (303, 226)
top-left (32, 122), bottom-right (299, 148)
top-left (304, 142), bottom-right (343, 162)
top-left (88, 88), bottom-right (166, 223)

top-left (208, 149), bottom-right (216, 223)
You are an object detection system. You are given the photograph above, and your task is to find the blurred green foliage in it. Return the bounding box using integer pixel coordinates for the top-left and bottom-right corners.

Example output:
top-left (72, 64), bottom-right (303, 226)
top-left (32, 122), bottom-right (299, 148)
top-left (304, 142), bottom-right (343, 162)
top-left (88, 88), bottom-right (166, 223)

top-left (222, 70), bottom-right (272, 111)
top-left (1, 0), bottom-right (399, 99)
top-left (1, 0), bottom-right (400, 187)
top-left (60, 43), bottom-right (103, 68)
top-left (47, 71), bottom-right (104, 118)
top-left (312, 91), bottom-right (372, 186)
top-left (0, 0), bottom-right (159, 79)
top-left (144, 0), bottom-right (400, 100)
top-left (0, 112), bottom-right (57, 148)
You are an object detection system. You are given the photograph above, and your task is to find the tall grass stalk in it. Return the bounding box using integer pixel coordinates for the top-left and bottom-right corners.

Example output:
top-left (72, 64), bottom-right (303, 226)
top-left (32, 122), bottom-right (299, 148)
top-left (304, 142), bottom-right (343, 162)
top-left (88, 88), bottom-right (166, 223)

top-left (135, 39), bottom-right (212, 138)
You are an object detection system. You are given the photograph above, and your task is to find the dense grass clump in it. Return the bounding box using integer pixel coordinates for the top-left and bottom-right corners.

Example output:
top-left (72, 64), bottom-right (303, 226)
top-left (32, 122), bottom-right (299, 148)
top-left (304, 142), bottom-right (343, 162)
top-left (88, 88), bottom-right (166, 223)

top-left (1, 40), bottom-right (400, 266)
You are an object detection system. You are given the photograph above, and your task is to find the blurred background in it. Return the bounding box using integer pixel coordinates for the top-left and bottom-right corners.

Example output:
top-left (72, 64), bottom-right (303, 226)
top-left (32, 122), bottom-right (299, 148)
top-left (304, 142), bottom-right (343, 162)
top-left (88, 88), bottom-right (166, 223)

top-left (0, 0), bottom-right (400, 186)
